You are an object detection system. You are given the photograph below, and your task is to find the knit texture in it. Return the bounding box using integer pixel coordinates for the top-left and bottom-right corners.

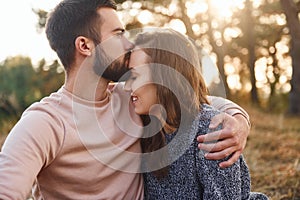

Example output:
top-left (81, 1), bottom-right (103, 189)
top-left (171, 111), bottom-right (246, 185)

top-left (143, 104), bottom-right (268, 200)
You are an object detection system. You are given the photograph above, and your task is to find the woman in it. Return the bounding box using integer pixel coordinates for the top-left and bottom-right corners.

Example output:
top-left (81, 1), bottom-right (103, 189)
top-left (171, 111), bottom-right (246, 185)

top-left (124, 28), bottom-right (268, 200)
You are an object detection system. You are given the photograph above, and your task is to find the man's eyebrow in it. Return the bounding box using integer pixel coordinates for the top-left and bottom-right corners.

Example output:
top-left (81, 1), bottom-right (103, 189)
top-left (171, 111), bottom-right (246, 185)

top-left (112, 28), bottom-right (125, 33)
top-left (130, 68), bottom-right (140, 74)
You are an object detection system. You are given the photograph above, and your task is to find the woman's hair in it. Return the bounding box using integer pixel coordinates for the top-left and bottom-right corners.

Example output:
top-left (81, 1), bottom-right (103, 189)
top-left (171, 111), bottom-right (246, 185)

top-left (135, 28), bottom-right (209, 179)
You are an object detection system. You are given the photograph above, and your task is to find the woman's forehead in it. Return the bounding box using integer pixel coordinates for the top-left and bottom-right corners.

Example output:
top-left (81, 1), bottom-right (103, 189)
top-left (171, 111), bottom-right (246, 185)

top-left (129, 49), bottom-right (151, 69)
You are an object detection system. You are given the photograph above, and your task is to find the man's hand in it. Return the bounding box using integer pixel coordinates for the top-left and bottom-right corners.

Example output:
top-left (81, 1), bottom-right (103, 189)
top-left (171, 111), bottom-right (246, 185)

top-left (197, 113), bottom-right (250, 168)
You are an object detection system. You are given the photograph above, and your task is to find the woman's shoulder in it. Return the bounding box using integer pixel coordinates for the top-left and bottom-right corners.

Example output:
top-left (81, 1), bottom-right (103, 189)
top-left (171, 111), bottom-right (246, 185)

top-left (197, 103), bottom-right (221, 121)
top-left (190, 104), bottom-right (221, 136)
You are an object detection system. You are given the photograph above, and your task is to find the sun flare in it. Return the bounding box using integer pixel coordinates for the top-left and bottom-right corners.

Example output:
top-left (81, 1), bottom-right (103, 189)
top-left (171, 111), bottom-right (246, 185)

top-left (208, 0), bottom-right (246, 19)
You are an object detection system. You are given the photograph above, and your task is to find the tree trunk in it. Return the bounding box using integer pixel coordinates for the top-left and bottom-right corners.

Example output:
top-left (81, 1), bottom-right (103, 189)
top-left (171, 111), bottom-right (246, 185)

top-left (280, 0), bottom-right (300, 116)
top-left (288, 40), bottom-right (300, 115)
top-left (245, 0), bottom-right (259, 104)
top-left (178, 0), bottom-right (194, 38)
top-left (215, 45), bottom-right (229, 98)
top-left (206, 3), bottom-right (230, 98)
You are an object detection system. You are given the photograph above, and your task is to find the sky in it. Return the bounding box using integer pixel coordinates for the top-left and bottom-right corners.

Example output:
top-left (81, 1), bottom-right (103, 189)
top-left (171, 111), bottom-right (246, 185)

top-left (0, 0), bottom-right (62, 65)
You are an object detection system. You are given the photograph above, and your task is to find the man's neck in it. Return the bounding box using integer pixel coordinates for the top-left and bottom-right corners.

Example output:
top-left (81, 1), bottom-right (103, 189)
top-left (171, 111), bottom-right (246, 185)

top-left (64, 69), bottom-right (110, 102)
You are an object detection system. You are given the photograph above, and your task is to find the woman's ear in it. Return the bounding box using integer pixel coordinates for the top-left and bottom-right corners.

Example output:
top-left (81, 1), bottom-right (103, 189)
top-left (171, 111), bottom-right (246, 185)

top-left (75, 36), bottom-right (94, 56)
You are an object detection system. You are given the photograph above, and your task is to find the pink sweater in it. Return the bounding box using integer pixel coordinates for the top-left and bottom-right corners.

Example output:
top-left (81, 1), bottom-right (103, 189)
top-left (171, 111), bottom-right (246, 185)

top-left (0, 83), bottom-right (249, 199)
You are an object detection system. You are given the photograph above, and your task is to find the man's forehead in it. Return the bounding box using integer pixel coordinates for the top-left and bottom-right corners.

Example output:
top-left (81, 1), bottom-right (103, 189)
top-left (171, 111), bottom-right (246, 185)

top-left (97, 7), bottom-right (124, 33)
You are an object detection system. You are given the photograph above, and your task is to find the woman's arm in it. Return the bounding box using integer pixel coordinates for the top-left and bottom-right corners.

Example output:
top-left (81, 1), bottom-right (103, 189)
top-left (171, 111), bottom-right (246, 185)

top-left (196, 152), bottom-right (251, 199)
top-left (195, 107), bottom-right (251, 199)
top-left (197, 96), bottom-right (250, 168)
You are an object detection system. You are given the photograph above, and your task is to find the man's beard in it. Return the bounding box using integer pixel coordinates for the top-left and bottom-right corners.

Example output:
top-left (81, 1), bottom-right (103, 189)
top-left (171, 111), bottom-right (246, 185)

top-left (93, 46), bottom-right (131, 82)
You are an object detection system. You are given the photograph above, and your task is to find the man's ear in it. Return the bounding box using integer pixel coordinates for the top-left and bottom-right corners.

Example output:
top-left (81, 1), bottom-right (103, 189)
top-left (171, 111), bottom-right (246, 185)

top-left (75, 36), bottom-right (94, 56)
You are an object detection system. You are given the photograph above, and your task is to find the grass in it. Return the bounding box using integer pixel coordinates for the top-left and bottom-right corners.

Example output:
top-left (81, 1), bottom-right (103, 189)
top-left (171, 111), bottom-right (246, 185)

top-left (243, 104), bottom-right (300, 200)
top-left (0, 104), bottom-right (299, 199)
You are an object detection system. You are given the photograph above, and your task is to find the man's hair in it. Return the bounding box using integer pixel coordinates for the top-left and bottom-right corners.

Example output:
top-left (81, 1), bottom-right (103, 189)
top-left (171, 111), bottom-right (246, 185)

top-left (46, 0), bottom-right (117, 72)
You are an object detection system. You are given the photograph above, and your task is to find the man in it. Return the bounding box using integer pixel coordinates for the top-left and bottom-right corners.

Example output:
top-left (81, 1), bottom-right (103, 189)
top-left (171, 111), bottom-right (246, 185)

top-left (0, 0), bottom-right (250, 199)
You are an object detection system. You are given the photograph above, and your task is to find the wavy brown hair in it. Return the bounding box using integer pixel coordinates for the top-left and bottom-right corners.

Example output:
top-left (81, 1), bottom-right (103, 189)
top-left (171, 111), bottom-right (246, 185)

top-left (135, 29), bottom-right (209, 179)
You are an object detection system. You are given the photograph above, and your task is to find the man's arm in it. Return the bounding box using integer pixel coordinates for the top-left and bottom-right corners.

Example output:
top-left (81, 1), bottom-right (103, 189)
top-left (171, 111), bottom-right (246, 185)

top-left (197, 96), bottom-right (250, 168)
top-left (0, 111), bottom-right (63, 199)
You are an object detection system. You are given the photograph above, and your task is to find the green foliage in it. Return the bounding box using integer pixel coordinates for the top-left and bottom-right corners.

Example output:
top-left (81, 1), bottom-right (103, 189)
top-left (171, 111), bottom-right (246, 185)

top-left (32, 9), bottom-right (48, 33)
top-left (0, 56), bottom-right (64, 125)
top-left (34, 59), bottom-right (64, 97)
top-left (0, 57), bottom-right (35, 116)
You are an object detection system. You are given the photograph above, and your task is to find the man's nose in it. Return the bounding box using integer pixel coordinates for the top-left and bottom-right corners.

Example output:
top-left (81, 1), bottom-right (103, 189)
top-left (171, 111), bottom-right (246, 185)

top-left (123, 80), bottom-right (132, 92)
top-left (123, 36), bottom-right (135, 51)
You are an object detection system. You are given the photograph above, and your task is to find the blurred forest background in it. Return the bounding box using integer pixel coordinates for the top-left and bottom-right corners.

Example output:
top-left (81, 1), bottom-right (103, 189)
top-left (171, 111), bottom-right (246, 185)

top-left (0, 0), bottom-right (299, 199)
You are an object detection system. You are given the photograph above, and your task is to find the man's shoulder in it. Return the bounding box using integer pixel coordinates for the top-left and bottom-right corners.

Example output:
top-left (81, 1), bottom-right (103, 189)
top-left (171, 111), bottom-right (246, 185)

top-left (27, 91), bottom-right (60, 110)
top-left (22, 88), bottom-right (66, 122)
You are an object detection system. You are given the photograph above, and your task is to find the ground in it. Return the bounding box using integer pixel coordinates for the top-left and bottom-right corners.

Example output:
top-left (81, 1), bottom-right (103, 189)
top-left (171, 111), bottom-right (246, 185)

top-left (243, 105), bottom-right (300, 200)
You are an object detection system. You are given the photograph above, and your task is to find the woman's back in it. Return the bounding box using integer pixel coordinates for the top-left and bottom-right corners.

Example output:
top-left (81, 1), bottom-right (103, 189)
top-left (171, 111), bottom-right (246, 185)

top-left (143, 104), bottom-right (266, 200)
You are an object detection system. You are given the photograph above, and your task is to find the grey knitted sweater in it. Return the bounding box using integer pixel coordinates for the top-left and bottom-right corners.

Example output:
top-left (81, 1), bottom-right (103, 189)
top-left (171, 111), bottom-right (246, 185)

top-left (143, 104), bottom-right (268, 200)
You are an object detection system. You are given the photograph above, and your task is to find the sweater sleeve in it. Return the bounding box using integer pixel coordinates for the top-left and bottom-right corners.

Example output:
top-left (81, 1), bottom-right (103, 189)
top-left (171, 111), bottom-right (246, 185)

top-left (0, 110), bottom-right (64, 200)
top-left (196, 153), bottom-right (251, 199)
top-left (207, 96), bottom-right (250, 125)
top-left (195, 108), bottom-right (251, 199)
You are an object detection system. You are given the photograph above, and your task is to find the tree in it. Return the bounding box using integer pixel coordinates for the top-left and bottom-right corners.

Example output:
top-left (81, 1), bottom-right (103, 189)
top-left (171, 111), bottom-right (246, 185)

top-left (205, 1), bottom-right (230, 97)
top-left (32, 8), bottom-right (48, 33)
top-left (33, 0), bottom-right (296, 112)
top-left (280, 0), bottom-right (300, 115)
top-left (244, 0), bottom-right (259, 104)
top-left (242, 0), bottom-right (288, 109)
top-left (0, 56), bottom-right (64, 119)
top-left (0, 57), bottom-right (36, 116)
